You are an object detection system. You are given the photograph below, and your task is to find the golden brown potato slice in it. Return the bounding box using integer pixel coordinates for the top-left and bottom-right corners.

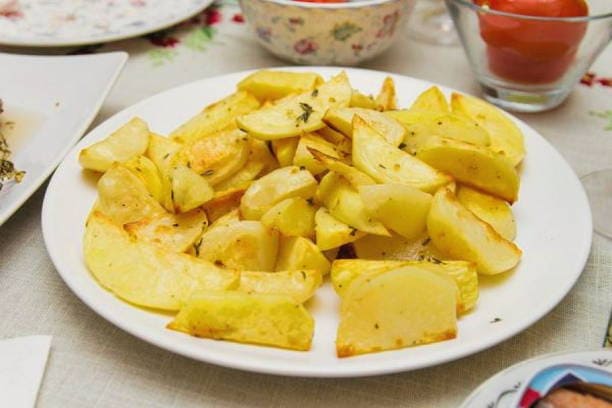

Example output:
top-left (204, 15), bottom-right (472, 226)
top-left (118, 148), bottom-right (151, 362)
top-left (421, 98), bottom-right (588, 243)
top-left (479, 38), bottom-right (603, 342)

top-left (214, 161), bottom-right (263, 192)
top-left (170, 91), bottom-right (260, 144)
top-left (79, 118), bottom-right (150, 173)
top-left (384, 111), bottom-right (491, 153)
top-left (178, 128), bottom-right (249, 186)
top-left (351, 116), bottom-right (451, 193)
top-left (237, 70), bottom-right (323, 101)
top-left (95, 164), bottom-right (166, 225)
top-left (324, 107), bottom-right (406, 147)
top-left (456, 185), bottom-right (516, 240)
top-left (314, 207), bottom-right (366, 251)
top-left (123, 155), bottom-right (165, 205)
top-left (451, 93), bottom-right (525, 166)
top-left (350, 90), bottom-right (380, 110)
top-left (196, 220), bottom-right (279, 271)
top-left (317, 125), bottom-right (346, 145)
top-left (331, 259), bottom-right (478, 315)
top-left (276, 236), bottom-right (331, 276)
top-left (124, 208), bottom-right (208, 253)
top-left (84, 212), bottom-right (239, 311)
top-left (417, 138), bottom-right (520, 203)
top-left (359, 184), bottom-right (432, 240)
top-left (238, 269), bottom-right (322, 303)
top-left (240, 166), bottom-right (318, 220)
top-left (145, 134), bottom-right (181, 212)
top-left (408, 86), bottom-right (450, 113)
top-left (248, 137), bottom-right (280, 175)
top-left (271, 137), bottom-right (300, 167)
top-left (167, 292), bottom-right (314, 351)
top-left (236, 72), bottom-right (352, 140)
top-left (375, 76), bottom-right (397, 111)
top-left (427, 188), bottom-right (521, 275)
top-left (336, 266), bottom-right (457, 357)
top-left (171, 165), bottom-right (214, 213)
top-left (310, 148), bottom-right (374, 187)
top-left (352, 232), bottom-right (432, 260)
top-left (202, 188), bottom-right (246, 224)
top-left (261, 197), bottom-right (316, 238)
top-left (293, 133), bottom-right (342, 175)
top-left (317, 172), bottom-right (390, 236)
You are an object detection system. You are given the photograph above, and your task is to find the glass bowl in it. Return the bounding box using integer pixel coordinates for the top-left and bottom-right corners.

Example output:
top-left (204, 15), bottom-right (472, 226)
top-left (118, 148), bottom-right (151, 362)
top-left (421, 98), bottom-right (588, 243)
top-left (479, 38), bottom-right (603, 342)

top-left (445, 0), bottom-right (612, 112)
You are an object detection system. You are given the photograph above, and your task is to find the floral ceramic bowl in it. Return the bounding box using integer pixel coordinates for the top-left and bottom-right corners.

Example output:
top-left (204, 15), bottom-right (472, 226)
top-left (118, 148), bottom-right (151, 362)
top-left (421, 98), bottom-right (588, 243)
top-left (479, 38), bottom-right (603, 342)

top-left (238, 0), bottom-right (415, 66)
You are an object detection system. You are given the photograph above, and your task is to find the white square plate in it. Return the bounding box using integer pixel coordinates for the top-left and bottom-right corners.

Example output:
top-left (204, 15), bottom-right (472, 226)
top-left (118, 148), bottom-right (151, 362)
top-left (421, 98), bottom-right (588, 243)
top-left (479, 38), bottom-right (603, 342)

top-left (0, 52), bottom-right (127, 226)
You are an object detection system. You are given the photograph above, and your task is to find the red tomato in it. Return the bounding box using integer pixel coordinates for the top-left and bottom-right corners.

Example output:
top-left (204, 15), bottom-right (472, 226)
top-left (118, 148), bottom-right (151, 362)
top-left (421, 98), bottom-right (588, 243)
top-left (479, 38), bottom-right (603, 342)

top-left (476, 0), bottom-right (588, 84)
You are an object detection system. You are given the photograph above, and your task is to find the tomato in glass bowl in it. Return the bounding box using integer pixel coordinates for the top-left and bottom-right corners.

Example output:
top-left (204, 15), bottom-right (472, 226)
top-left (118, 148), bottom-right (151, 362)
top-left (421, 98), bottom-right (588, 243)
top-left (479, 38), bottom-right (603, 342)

top-left (476, 0), bottom-right (589, 83)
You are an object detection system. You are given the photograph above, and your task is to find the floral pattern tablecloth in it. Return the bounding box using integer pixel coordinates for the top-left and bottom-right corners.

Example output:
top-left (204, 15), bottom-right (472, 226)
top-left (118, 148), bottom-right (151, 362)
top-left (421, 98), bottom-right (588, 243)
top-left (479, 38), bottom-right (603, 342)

top-left (0, 1), bottom-right (611, 407)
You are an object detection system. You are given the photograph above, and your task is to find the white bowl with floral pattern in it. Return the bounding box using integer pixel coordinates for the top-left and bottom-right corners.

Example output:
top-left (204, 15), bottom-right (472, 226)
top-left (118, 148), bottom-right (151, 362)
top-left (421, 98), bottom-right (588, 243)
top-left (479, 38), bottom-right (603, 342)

top-left (239, 0), bottom-right (415, 66)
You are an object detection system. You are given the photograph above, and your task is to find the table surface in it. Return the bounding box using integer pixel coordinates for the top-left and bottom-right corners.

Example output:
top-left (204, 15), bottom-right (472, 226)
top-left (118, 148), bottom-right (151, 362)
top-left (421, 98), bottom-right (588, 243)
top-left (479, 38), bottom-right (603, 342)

top-left (1, 1), bottom-right (611, 407)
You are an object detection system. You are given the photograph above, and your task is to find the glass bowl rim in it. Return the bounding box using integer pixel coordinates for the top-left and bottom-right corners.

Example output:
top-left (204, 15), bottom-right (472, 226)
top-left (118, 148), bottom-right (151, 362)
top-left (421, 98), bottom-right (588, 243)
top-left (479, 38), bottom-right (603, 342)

top-left (446, 0), bottom-right (612, 22)
top-left (244, 0), bottom-right (404, 10)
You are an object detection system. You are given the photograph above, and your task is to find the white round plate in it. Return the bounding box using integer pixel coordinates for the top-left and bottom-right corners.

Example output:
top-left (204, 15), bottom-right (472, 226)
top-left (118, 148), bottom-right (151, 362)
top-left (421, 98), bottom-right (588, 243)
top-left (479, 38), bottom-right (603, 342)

top-left (42, 67), bottom-right (593, 378)
top-left (460, 350), bottom-right (612, 407)
top-left (0, 0), bottom-right (213, 47)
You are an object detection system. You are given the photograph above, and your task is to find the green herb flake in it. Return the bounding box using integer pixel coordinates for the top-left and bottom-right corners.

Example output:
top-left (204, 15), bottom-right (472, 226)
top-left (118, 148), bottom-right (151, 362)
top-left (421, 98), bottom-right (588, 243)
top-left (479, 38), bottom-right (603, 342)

top-left (297, 102), bottom-right (314, 124)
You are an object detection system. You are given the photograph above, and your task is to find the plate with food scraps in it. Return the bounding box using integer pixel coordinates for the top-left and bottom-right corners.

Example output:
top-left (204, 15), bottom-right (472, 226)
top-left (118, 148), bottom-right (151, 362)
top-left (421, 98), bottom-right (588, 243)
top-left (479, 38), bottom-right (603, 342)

top-left (0, 51), bottom-right (126, 227)
top-left (0, 0), bottom-right (213, 47)
top-left (42, 67), bottom-right (592, 378)
top-left (460, 350), bottom-right (612, 407)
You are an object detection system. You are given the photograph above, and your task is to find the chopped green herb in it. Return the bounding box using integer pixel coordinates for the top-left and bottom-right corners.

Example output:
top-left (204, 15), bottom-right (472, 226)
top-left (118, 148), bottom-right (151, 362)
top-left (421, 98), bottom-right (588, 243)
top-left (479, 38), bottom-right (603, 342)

top-left (490, 317), bottom-right (502, 323)
top-left (296, 102), bottom-right (314, 124)
top-left (192, 238), bottom-right (203, 257)
top-left (311, 89), bottom-right (319, 97)
top-left (398, 142), bottom-right (407, 149)
top-left (422, 237), bottom-right (431, 246)
top-left (203, 169), bottom-right (215, 176)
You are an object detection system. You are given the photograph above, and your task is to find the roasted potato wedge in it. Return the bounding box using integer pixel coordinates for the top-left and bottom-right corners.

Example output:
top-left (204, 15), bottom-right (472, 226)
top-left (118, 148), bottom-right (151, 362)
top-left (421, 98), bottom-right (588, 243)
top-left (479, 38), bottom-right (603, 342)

top-left (359, 183), bottom-right (432, 240)
top-left (317, 172), bottom-right (389, 236)
top-left (330, 259), bottom-right (478, 314)
top-left (170, 91), bottom-right (260, 144)
top-left (248, 137), bottom-right (279, 175)
top-left (293, 133), bottom-right (342, 175)
top-left (146, 133), bottom-right (181, 171)
top-left (171, 165), bottom-right (214, 213)
top-left (236, 72), bottom-right (352, 140)
top-left (408, 86), bottom-right (450, 113)
top-left (375, 76), bottom-right (398, 111)
top-left (261, 197), bottom-right (316, 238)
top-left (451, 93), bottom-right (525, 166)
top-left (350, 90), bottom-right (380, 110)
top-left (168, 292), bottom-right (314, 351)
top-left (95, 164), bottom-right (166, 225)
top-left (352, 232), bottom-right (432, 260)
top-left (427, 188), bottom-right (521, 275)
top-left (456, 185), bottom-right (516, 240)
top-left (178, 128), bottom-right (249, 186)
top-left (79, 118), bottom-right (150, 173)
top-left (84, 212), bottom-right (238, 311)
top-left (124, 208), bottom-right (208, 253)
top-left (314, 207), bottom-right (366, 251)
top-left (239, 269), bottom-right (322, 303)
top-left (336, 266), bottom-right (457, 357)
top-left (276, 236), bottom-right (331, 276)
top-left (123, 155), bottom-right (165, 205)
top-left (417, 138), bottom-right (520, 203)
top-left (384, 111), bottom-right (491, 152)
top-left (271, 137), bottom-right (300, 167)
top-left (324, 107), bottom-right (406, 147)
top-left (240, 166), bottom-right (318, 220)
top-left (352, 116), bottom-right (451, 193)
top-left (310, 148), bottom-right (374, 187)
top-left (202, 188), bottom-right (246, 224)
top-left (237, 70), bottom-right (323, 101)
top-left (196, 220), bottom-right (279, 271)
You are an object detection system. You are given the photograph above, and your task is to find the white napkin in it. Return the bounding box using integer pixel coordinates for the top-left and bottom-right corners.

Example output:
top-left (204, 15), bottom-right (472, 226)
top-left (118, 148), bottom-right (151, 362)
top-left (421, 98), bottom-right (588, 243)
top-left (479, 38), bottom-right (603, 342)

top-left (0, 336), bottom-right (52, 408)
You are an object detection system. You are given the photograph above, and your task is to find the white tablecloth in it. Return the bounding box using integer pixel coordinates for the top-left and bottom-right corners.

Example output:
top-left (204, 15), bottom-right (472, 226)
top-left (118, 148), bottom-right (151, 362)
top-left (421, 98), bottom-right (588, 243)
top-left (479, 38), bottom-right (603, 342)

top-left (1, 1), bottom-right (611, 406)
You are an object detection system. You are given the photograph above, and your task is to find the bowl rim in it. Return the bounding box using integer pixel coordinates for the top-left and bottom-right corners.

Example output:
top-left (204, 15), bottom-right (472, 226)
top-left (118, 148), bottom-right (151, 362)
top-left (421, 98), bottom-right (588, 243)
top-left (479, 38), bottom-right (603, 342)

top-left (245, 0), bottom-right (404, 9)
top-left (447, 0), bottom-right (612, 22)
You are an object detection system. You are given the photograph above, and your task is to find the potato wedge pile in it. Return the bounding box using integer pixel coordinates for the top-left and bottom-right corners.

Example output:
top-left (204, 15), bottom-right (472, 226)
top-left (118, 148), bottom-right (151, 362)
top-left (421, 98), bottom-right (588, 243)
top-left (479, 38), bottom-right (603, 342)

top-left (80, 70), bottom-right (525, 357)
